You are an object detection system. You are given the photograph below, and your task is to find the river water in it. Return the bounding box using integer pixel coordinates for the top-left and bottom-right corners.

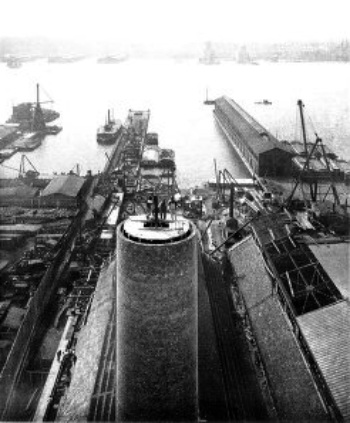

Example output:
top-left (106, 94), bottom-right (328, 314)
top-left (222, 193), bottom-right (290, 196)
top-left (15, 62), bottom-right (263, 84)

top-left (0, 58), bottom-right (349, 188)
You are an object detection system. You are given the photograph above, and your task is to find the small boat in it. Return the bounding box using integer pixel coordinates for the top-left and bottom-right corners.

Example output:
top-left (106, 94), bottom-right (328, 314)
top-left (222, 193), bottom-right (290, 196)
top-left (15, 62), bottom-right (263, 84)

top-left (204, 88), bottom-right (216, 105)
top-left (97, 54), bottom-right (128, 64)
top-left (97, 110), bottom-right (122, 145)
top-left (48, 55), bottom-right (84, 63)
top-left (45, 125), bottom-right (62, 135)
top-left (255, 99), bottom-right (272, 105)
top-left (12, 132), bottom-right (43, 151)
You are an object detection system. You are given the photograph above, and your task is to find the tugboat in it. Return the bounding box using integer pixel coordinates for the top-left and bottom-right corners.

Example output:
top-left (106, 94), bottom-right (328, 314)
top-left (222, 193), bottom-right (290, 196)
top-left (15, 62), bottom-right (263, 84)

top-left (97, 110), bottom-right (122, 145)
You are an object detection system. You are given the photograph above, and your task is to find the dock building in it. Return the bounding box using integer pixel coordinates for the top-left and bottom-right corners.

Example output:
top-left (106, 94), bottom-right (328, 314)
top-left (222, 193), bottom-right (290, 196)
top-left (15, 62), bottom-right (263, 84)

top-left (214, 96), bottom-right (294, 177)
top-left (39, 175), bottom-right (86, 208)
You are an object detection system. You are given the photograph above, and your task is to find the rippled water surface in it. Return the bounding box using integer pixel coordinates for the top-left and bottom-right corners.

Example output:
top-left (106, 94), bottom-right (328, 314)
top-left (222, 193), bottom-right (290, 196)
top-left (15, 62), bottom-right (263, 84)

top-left (0, 59), bottom-right (349, 187)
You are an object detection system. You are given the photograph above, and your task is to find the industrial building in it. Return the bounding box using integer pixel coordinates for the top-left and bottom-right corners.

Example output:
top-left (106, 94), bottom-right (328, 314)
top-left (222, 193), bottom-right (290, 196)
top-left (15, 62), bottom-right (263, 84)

top-left (214, 96), bottom-right (294, 177)
top-left (39, 175), bottom-right (86, 208)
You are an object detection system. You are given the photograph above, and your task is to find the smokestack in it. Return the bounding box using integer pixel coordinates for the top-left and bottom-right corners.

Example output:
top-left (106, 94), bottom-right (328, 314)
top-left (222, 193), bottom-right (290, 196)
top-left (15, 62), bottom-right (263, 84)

top-left (116, 216), bottom-right (198, 421)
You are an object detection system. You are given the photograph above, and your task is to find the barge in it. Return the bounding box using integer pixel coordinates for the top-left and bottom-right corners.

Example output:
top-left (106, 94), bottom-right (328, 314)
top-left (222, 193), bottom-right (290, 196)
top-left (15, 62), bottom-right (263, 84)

top-left (0, 84), bottom-right (62, 161)
top-left (6, 84), bottom-right (60, 132)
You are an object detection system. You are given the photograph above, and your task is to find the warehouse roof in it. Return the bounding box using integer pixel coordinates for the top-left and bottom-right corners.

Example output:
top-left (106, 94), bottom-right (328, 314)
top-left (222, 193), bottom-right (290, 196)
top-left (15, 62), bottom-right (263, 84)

top-left (309, 243), bottom-right (349, 298)
top-left (41, 175), bottom-right (85, 198)
top-left (215, 96), bottom-right (293, 157)
top-left (297, 301), bottom-right (350, 420)
top-left (228, 236), bottom-right (328, 420)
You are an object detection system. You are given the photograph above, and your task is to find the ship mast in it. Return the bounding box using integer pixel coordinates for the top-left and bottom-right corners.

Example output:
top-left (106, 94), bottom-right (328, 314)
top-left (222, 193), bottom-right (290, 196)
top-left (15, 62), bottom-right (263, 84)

top-left (32, 83), bottom-right (46, 132)
top-left (297, 100), bottom-right (308, 159)
top-left (36, 83), bottom-right (40, 105)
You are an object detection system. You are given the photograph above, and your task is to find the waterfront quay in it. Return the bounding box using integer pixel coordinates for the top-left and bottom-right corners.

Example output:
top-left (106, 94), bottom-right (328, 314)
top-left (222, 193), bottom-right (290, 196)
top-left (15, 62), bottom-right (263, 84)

top-left (0, 110), bottom-right (147, 420)
top-left (0, 100), bottom-right (349, 422)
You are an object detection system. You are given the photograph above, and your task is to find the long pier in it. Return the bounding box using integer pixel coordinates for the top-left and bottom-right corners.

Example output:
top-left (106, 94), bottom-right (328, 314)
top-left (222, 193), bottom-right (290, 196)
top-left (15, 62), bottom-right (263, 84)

top-left (213, 96), bottom-right (294, 178)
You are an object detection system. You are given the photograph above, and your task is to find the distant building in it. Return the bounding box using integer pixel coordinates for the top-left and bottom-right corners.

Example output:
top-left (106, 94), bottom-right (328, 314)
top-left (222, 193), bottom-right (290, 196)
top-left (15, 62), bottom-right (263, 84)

top-left (237, 45), bottom-right (251, 63)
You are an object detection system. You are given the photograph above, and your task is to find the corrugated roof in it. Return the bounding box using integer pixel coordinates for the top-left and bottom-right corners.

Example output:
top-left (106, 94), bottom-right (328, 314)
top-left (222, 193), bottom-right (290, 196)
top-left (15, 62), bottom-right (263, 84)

top-left (309, 243), bottom-right (350, 298)
top-left (215, 96), bottom-right (293, 157)
top-left (297, 301), bottom-right (350, 420)
top-left (41, 175), bottom-right (85, 198)
top-left (228, 236), bottom-right (328, 420)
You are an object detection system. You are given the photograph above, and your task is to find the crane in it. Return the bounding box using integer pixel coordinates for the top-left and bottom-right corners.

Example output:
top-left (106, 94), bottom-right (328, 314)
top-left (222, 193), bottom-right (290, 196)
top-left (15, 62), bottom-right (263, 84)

top-left (19, 154), bottom-right (39, 178)
top-left (286, 133), bottom-right (340, 207)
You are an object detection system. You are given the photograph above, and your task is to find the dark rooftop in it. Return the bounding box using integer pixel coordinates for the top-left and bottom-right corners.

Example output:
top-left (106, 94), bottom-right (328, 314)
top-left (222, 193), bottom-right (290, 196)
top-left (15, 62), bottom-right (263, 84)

top-left (41, 175), bottom-right (85, 198)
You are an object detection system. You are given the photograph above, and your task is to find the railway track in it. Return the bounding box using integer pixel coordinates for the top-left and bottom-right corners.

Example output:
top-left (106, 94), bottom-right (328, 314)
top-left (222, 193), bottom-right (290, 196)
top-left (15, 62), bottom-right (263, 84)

top-left (88, 298), bottom-right (116, 421)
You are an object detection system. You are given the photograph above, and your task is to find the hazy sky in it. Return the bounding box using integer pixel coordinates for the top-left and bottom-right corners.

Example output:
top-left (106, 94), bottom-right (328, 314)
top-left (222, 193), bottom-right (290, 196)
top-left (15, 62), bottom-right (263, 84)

top-left (1, 0), bottom-right (349, 45)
